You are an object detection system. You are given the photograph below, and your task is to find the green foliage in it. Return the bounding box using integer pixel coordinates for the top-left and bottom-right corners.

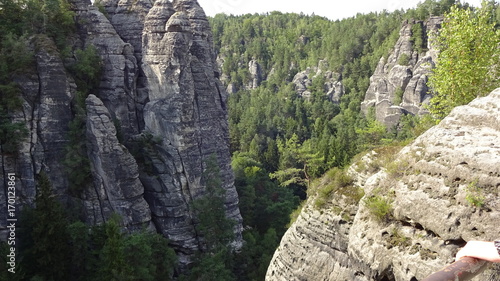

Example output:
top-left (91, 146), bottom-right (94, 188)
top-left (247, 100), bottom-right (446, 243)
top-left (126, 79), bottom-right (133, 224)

top-left (220, 10), bottom-right (407, 176)
top-left (0, 114), bottom-right (28, 155)
top-left (364, 194), bottom-right (393, 222)
top-left (398, 53), bottom-right (410, 66)
top-left (194, 155), bottom-right (236, 252)
top-left (411, 23), bottom-right (427, 53)
top-left (88, 216), bottom-right (177, 281)
top-left (313, 167), bottom-right (363, 209)
top-left (270, 134), bottom-right (323, 189)
top-left (387, 227), bottom-right (411, 248)
top-left (231, 152), bottom-right (299, 280)
top-left (393, 88), bottom-right (405, 105)
top-left (63, 91), bottom-right (92, 195)
top-left (184, 155), bottom-right (237, 280)
top-left (0, 33), bottom-right (32, 154)
top-left (465, 179), bottom-right (485, 207)
top-left (356, 119), bottom-right (388, 149)
top-left (213, 10), bottom-right (442, 279)
top-left (233, 228), bottom-right (278, 281)
top-left (385, 157), bottom-right (412, 178)
top-left (68, 45), bottom-right (103, 93)
top-left (0, 0), bottom-right (75, 51)
top-left (19, 207), bottom-right (177, 281)
top-left (18, 172), bottom-right (71, 280)
top-left (408, 0), bottom-right (457, 20)
top-left (64, 46), bottom-right (102, 195)
top-left (428, 2), bottom-right (500, 118)
top-left (184, 249), bottom-right (235, 281)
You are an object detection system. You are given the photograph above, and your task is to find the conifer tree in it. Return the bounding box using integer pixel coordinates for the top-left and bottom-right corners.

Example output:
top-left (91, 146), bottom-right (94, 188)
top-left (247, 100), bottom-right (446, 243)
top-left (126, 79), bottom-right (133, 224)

top-left (185, 154), bottom-right (236, 280)
top-left (23, 172), bottom-right (71, 280)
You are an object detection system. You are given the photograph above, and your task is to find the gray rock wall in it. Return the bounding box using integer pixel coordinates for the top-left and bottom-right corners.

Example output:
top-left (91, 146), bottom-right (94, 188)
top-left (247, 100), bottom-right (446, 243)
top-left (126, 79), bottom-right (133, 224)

top-left (266, 88), bottom-right (500, 281)
top-left (0, 0), bottom-right (242, 266)
top-left (141, 0), bottom-right (242, 262)
top-left (0, 36), bottom-right (75, 214)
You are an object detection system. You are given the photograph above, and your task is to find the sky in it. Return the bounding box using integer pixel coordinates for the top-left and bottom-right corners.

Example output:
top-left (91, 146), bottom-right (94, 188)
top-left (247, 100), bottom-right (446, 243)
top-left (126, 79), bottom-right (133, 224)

top-left (197, 0), bottom-right (486, 21)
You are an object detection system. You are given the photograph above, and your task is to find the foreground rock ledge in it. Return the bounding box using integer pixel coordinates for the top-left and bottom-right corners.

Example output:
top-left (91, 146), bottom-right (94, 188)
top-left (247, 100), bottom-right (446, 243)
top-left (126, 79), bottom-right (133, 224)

top-left (266, 88), bottom-right (500, 281)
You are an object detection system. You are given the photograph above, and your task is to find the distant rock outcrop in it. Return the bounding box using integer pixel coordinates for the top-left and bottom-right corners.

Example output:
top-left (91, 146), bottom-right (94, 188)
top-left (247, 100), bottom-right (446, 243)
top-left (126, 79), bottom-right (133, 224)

top-left (361, 17), bottom-right (442, 128)
top-left (292, 61), bottom-right (344, 103)
top-left (267, 88), bottom-right (500, 281)
top-left (248, 59), bottom-right (263, 89)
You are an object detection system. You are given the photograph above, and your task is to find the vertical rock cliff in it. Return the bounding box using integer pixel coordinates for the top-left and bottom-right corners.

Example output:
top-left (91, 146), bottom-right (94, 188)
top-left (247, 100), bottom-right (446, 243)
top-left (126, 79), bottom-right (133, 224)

top-left (140, 0), bottom-right (242, 260)
top-left (0, 0), bottom-right (242, 266)
top-left (361, 17), bottom-right (442, 128)
top-left (266, 88), bottom-right (500, 281)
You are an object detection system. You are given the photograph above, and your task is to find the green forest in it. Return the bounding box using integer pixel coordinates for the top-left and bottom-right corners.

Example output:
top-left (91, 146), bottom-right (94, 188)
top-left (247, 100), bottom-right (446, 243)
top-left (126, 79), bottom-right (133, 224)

top-left (1, 0), bottom-right (500, 280)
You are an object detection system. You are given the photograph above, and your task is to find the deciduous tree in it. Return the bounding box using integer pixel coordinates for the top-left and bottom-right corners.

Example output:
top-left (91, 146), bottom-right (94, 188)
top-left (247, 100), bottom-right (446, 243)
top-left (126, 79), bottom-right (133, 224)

top-left (429, 2), bottom-right (500, 118)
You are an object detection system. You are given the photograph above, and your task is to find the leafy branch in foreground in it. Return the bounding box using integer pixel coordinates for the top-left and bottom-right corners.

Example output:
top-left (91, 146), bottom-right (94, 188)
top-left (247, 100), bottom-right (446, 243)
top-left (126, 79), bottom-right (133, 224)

top-left (428, 3), bottom-right (500, 118)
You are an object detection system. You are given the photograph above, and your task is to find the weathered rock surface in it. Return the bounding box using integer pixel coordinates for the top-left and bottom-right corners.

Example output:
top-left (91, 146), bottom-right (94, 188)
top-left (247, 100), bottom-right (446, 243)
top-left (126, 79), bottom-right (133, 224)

top-left (361, 17), bottom-right (442, 128)
top-left (0, 0), bottom-right (243, 266)
top-left (85, 94), bottom-right (154, 230)
top-left (141, 0), bottom-right (242, 262)
top-left (0, 35), bottom-right (74, 242)
top-left (74, 0), bottom-right (143, 137)
top-left (267, 88), bottom-right (500, 281)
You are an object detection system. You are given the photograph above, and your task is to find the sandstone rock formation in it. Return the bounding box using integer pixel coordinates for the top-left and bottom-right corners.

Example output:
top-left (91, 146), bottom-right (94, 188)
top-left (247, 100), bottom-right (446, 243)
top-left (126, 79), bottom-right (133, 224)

top-left (0, 0), bottom-right (242, 267)
top-left (141, 0), bottom-right (242, 261)
top-left (0, 35), bottom-right (75, 207)
top-left (248, 59), bottom-right (263, 89)
top-left (267, 88), bottom-right (500, 281)
top-left (292, 61), bottom-right (344, 103)
top-left (361, 17), bottom-right (442, 128)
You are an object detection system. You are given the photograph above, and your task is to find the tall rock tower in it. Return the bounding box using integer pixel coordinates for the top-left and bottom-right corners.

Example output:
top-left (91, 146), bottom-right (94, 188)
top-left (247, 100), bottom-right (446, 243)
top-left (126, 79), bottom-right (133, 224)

top-left (0, 0), bottom-right (242, 266)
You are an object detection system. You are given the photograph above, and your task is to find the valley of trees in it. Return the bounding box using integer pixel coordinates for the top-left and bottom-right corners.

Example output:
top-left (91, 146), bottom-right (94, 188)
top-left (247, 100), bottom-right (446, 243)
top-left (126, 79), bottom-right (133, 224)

top-left (212, 0), bottom-right (500, 280)
top-left (1, 0), bottom-right (499, 280)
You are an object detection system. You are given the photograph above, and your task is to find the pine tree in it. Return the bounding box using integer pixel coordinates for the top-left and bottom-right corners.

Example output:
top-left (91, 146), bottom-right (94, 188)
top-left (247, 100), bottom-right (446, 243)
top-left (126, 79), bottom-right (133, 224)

top-left (185, 154), bottom-right (236, 280)
top-left (24, 172), bottom-right (71, 280)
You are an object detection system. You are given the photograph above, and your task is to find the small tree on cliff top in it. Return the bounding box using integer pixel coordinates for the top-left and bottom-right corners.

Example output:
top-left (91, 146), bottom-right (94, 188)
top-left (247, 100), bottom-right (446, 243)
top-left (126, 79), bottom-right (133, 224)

top-left (428, 2), bottom-right (500, 118)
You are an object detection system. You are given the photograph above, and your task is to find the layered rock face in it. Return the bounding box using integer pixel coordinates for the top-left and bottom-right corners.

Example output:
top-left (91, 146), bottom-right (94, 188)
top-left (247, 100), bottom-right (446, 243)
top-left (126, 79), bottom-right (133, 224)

top-left (361, 17), bottom-right (442, 128)
top-left (140, 0), bottom-right (242, 259)
top-left (267, 88), bottom-right (500, 281)
top-left (0, 35), bottom-right (75, 209)
top-left (0, 0), bottom-right (242, 265)
top-left (84, 94), bottom-right (154, 230)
